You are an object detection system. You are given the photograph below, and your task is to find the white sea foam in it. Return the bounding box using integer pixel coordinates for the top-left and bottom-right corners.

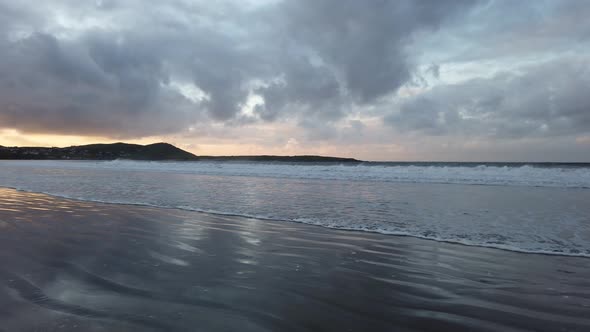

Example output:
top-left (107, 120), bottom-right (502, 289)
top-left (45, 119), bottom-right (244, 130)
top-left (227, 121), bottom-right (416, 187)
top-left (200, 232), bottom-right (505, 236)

top-left (0, 160), bottom-right (589, 257)
top-left (2, 159), bottom-right (590, 188)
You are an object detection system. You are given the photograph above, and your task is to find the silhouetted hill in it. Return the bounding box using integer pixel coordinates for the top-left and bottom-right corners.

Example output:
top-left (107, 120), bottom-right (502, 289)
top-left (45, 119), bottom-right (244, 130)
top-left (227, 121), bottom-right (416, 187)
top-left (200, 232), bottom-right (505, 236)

top-left (0, 143), bottom-right (361, 162)
top-left (196, 155), bottom-right (360, 163)
top-left (0, 142), bottom-right (197, 160)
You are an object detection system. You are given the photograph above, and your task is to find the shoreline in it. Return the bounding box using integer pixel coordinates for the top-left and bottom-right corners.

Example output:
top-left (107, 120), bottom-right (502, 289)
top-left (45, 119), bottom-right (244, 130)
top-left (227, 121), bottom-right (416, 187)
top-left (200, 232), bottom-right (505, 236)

top-left (2, 185), bottom-right (589, 259)
top-left (1, 187), bottom-right (590, 331)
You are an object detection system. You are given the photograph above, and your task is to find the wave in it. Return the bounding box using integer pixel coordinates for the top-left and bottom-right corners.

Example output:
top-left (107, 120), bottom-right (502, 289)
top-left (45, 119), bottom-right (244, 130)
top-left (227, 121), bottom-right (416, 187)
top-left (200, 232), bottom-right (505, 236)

top-left (4, 185), bottom-right (590, 259)
top-left (1, 160), bottom-right (589, 259)
top-left (1, 159), bottom-right (590, 188)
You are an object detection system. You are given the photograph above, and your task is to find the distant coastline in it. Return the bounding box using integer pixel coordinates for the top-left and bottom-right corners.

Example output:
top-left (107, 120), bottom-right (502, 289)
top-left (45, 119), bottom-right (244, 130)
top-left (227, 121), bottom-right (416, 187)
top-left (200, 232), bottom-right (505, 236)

top-left (0, 142), bottom-right (361, 162)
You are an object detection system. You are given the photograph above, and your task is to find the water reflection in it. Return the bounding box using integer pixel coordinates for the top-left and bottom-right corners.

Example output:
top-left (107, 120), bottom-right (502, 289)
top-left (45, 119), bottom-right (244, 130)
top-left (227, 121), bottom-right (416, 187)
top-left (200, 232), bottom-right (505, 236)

top-left (1, 188), bottom-right (590, 331)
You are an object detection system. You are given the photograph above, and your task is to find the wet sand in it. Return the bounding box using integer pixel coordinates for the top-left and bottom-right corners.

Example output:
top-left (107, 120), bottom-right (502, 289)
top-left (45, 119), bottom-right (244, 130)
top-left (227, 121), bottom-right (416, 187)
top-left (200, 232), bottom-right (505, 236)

top-left (1, 188), bottom-right (589, 331)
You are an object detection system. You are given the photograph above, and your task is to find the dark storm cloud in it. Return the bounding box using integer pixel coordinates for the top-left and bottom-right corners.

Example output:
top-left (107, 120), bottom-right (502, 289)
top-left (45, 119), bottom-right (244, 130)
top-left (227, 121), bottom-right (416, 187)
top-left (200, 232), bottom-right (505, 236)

top-left (254, 0), bottom-right (477, 120)
top-left (0, 0), bottom-right (477, 137)
top-left (385, 57), bottom-right (590, 138)
top-left (0, 30), bottom-right (196, 137)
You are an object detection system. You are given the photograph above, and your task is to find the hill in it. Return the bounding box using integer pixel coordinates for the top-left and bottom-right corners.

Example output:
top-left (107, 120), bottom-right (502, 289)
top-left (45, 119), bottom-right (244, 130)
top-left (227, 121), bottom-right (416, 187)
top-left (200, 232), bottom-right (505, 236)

top-left (196, 155), bottom-right (360, 163)
top-left (0, 143), bottom-right (198, 160)
top-left (0, 143), bottom-right (361, 162)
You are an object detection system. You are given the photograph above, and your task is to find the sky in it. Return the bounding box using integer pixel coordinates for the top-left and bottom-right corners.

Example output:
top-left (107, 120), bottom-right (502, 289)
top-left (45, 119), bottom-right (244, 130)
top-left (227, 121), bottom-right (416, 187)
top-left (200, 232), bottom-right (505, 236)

top-left (0, 0), bottom-right (589, 161)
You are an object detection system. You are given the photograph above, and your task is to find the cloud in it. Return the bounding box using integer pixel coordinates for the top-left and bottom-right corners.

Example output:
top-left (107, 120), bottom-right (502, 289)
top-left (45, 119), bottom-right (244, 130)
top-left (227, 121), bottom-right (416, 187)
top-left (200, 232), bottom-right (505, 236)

top-left (0, 0), bottom-right (478, 138)
top-left (385, 57), bottom-right (590, 138)
top-left (418, 0), bottom-right (590, 64)
top-left (2, 0), bottom-right (590, 162)
top-left (254, 0), bottom-right (478, 120)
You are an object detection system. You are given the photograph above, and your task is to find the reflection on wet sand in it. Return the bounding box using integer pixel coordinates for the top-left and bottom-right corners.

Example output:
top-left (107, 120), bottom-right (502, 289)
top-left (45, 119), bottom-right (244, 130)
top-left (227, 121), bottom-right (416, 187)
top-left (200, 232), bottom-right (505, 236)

top-left (1, 188), bottom-right (590, 331)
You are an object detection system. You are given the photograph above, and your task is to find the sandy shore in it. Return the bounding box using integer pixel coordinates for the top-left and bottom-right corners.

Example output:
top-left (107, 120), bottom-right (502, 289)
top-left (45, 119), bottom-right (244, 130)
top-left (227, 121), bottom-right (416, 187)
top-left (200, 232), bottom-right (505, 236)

top-left (1, 188), bottom-right (589, 331)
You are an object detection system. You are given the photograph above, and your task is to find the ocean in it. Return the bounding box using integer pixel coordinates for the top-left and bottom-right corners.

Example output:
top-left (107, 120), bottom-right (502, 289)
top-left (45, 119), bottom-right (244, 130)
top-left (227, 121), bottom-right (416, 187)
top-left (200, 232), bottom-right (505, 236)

top-left (1, 160), bottom-right (589, 256)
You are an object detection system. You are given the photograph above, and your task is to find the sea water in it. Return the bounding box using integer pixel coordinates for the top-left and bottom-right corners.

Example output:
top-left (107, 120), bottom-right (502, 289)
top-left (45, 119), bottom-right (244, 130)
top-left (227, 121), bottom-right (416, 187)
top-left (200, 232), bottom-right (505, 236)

top-left (0, 160), bottom-right (589, 256)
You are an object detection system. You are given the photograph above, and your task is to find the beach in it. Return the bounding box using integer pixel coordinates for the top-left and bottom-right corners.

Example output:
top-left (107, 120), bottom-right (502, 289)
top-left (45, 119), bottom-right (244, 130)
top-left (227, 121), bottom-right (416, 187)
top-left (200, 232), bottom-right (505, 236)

top-left (3, 0), bottom-right (590, 330)
top-left (1, 187), bottom-right (589, 332)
